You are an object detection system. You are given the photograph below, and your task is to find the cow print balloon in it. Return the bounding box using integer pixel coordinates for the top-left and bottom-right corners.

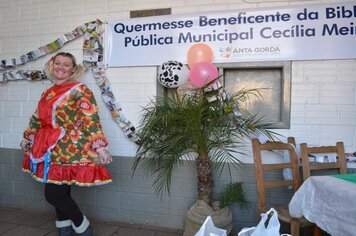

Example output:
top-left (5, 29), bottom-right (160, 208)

top-left (157, 60), bottom-right (189, 88)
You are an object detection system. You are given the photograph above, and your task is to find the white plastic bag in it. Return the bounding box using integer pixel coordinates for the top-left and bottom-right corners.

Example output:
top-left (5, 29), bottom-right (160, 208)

top-left (238, 227), bottom-right (256, 236)
top-left (251, 208), bottom-right (280, 236)
top-left (194, 216), bottom-right (227, 236)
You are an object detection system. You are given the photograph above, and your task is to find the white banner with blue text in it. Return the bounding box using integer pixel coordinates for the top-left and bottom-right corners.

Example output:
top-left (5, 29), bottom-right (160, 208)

top-left (104, 2), bottom-right (356, 67)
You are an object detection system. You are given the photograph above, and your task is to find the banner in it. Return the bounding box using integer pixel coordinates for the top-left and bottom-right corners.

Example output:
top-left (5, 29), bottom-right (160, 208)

top-left (105, 2), bottom-right (356, 67)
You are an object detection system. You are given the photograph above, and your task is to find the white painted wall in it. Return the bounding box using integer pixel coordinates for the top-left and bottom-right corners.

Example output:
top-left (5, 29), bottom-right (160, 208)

top-left (0, 0), bottom-right (355, 160)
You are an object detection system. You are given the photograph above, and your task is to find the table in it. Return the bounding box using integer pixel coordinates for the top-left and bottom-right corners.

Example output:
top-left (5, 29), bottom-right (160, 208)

top-left (288, 174), bottom-right (356, 236)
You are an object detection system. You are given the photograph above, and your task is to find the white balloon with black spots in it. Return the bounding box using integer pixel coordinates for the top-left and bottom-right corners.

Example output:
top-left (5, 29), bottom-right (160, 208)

top-left (157, 60), bottom-right (189, 88)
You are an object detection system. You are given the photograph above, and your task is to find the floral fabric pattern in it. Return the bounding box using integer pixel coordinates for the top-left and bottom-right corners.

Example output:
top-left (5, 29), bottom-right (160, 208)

top-left (22, 82), bottom-right (112, 186)
top-left (24, 82), bottom-right (108, 165)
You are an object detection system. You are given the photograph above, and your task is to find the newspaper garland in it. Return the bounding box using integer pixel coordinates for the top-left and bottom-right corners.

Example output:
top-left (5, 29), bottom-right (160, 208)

top-left (0, 19), bottom-right (141, 144)
top-left (201, 79), bottom-right (268, 143)
top-left (202, 80), bottom-right (242, 117)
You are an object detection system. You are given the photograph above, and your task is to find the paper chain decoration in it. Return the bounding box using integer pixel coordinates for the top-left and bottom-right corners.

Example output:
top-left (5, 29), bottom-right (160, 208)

top-left (202, 79), bottom-right (268, 143)
top-left (0, 19), bottom-right (267, 145)
top-left (0, 19), bottom-right (141, 145)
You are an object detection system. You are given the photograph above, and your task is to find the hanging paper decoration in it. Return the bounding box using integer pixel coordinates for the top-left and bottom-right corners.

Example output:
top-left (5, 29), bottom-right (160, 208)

top-left (0, 70), bottom-right (47, 83)
top-left (82, 20), bottom-right (141, 144)
top-left (200, 79), bottom-right (269, 143)
top-left (0, 19), bottom-right (141, 145)
top-left (0, 23), bottom-right (86, 82)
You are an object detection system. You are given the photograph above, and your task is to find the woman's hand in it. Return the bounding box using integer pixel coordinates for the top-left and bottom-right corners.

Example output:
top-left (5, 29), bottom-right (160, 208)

top-left (20, 139), bottom-right (31, 155)
top-left (97, 147), bottom-right (113, 165)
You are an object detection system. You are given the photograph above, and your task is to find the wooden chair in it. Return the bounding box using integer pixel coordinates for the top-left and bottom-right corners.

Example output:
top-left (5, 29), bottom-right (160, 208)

top-left (300, 141), bottom-right (347, 181)
top-left (252, 137), bottom-right (313, 236)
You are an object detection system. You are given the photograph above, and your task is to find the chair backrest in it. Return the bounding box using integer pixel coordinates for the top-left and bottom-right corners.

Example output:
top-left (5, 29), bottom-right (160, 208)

top-left (252, 137), bottom-right (301, 216)
top-left (300, 142), bottom-right (347, 181)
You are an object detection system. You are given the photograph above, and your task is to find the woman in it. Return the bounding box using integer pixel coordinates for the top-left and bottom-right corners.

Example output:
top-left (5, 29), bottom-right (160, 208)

top-left (20, 52), bottom-right (112, 236)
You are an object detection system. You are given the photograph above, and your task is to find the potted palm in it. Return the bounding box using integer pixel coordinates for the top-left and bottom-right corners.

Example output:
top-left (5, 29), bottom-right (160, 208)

top-left (132, 83), bottom-right (274, 235)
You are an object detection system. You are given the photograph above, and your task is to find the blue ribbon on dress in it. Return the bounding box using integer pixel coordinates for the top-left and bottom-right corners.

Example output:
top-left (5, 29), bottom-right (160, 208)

top-left (30, 160), bottom-right (37, 174)
top-left (42, 152), bottom-right (51, 183)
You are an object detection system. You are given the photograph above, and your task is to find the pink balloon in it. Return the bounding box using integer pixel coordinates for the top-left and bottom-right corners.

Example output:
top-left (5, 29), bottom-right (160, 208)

top-left (189, 62), bottom-right (219, 88)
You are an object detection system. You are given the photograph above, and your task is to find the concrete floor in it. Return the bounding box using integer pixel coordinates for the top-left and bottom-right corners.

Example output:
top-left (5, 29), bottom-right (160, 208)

top-left (0, 207), bottom-right (184, 236)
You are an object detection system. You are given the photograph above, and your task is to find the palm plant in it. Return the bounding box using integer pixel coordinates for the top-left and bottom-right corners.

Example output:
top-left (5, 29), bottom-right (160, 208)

top-left (218, 182), bottom-right (249, 209)
top-left (133, 86), bottom-right (275, 206)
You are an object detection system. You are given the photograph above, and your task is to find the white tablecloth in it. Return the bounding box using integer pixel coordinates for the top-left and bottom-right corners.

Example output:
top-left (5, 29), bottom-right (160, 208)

top-left (288, 175), bottom-right (356, 236)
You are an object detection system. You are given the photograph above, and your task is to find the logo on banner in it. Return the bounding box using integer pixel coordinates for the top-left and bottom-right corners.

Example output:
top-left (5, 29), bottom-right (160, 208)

top-left (219, 46), bottom-right (281, 58)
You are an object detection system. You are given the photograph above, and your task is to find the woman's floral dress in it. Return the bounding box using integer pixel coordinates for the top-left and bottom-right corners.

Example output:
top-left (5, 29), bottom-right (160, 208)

top-left (22, 81), bottom-right (112, 186)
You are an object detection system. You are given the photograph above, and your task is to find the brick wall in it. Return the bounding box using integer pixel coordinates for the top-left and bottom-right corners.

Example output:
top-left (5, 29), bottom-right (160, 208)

top-left (290, 60), bottom-right (356, 148)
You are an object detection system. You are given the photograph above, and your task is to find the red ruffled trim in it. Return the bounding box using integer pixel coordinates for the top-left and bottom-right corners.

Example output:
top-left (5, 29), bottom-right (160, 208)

top-left (22, 154), bottom-right (112, 186)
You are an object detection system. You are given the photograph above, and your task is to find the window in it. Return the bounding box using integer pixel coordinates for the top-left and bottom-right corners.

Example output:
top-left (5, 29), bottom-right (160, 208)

top-left (158, 61), bottom-right (291, 129)
top-left (218, 61), bottom-right (291, 129)
top-left (130, 8), bottom-right (171, 18)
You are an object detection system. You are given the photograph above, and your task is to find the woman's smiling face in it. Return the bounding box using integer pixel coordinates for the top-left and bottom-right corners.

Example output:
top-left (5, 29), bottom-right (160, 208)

top-left (53, 55), bottom-right (75, 84)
